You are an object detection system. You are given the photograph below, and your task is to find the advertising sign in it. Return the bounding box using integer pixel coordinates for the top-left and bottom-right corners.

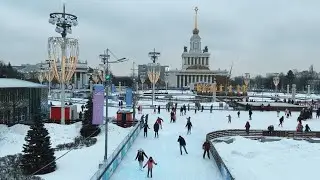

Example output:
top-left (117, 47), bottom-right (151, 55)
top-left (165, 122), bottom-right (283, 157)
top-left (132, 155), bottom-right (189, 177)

top-left (125, 88), bottom-right (133, 107)
top-left (92, 84), bottom-right (104, 125)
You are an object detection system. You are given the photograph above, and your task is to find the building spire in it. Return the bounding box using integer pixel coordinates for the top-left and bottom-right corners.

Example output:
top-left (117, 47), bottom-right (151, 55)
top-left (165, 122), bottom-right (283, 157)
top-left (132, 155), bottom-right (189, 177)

top-left (193, 7), bottom-right (199, 34)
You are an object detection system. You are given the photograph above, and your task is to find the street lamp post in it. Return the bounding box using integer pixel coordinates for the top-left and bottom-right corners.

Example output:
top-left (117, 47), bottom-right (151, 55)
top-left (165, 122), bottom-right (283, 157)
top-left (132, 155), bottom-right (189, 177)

top-left (243, 73), bottom-right (250, 94)
top-left (273, 73), bottom-right (280, 97)
top-left (164, 67), bottom-right (169, 92)
top-left (212, 78), bottom-right (217, 102)
top-left (140, 74), bottom-right (146, 92)
top-left (48, 4), bottom-right (78, 125)
top-left (99, 49), bottom-right (127, 160)
top-left (37, 64), bottom-right (44, 84)
top-left (148, 49), bottom-right (161, 106)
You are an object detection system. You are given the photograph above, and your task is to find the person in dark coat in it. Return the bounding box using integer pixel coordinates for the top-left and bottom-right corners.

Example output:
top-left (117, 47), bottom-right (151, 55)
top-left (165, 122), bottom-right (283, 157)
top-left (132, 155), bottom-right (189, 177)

top-left (135, 148), bottom-right (148, 170)
top-left (153, 122), bottom-right (160, 138)
top-left (202, 140), bottom-right (211, 159)
top-left (177, 135), bottom-right (188, 155)
top-left (194, 108), bottom-right (197, 114)
top-left (245, 121), bottom-right (250, 135)
top-left (249, 110), bottom-right (253, 120)
top-left (187, 104), bottom-right (190, 111)
top-left (305, 124), bottom-right (311, 132)
top-left (237, 111), bottom-right (240, 118)
top-left (201, 105), bottom-right (204, 112)
top-left (278, 116), bottom-right (284, 127)
top-left (158, 105), bottom-right (160, 114)
top-left (183, 104), bottom-right (187, 115)
top-left (210, 105), bottom-right (213, 113)
top-left (170, 111), bottom-right (175, 123)
top-left (143, 123), bottom-right (150, 137)
top-left (185, 119), bottom-right (192, 135)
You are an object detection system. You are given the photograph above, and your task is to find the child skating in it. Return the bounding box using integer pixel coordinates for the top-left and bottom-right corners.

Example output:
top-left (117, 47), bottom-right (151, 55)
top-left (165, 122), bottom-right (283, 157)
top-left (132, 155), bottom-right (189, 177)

top-left (143, 157), bottom-right (157, 178)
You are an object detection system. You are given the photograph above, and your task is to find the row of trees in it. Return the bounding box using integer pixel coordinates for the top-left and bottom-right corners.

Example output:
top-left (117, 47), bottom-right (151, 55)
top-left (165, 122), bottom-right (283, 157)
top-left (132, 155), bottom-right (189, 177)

top-left (20, 94), bottom-right (100, 176)
top-left (0, 62), bottom-right (23, 79)
top-left (232, 68), bottom-right (319, 92)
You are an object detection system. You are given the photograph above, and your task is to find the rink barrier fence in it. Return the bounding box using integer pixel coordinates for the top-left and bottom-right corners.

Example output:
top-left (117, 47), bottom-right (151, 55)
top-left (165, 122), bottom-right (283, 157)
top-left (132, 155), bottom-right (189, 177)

top-left (206, 129), bottom-right (320, 180)
top-left (90, 122), bottom-right (141, 180)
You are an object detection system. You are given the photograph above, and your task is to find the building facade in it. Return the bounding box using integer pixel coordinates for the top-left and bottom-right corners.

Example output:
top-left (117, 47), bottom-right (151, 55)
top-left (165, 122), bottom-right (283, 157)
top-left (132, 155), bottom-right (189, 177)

top-left (0, 78), bottom-right (48, 125)
top-left (167, 7), bottom-right (229, 88)
top-left (14, 61), bottom-right (90, 90)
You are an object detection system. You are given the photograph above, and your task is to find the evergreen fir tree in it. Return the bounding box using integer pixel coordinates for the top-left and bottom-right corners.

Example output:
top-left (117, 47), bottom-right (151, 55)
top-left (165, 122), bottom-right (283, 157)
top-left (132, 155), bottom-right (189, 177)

top-left (80, 95), bottom-right (101, 138)
top-left (20, 113), bottom-right (56, 175)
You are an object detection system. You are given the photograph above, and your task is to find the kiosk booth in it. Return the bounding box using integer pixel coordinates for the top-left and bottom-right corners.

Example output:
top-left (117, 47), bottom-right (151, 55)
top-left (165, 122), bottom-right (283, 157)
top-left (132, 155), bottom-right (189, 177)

top-left (115, 109), bottom-right (135, 128)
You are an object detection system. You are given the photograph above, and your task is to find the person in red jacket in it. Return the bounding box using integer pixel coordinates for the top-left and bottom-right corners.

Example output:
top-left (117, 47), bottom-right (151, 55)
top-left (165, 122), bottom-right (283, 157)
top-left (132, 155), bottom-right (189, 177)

top-left (202, 140), bottom-right (211, 159)
top-left (156, 117), bottom-right (164, 129)
top-left (143, 157), bottom-right (157, 178)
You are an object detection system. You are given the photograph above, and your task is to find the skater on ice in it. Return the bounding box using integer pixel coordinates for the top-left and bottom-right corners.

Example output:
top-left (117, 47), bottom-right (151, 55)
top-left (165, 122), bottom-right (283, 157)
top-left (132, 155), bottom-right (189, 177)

top-left (227, 114), bottom-right (232, 123)
top-left (153, 122), bottom-right (160, 138)
top-left (278, 116), bottom-right (284, 127)
top-left (185, 118), bottom-right (192, 135)
top-left (177, 135), bottom-right (188, 155)
top-left (202, 140), bottom-right (211, 159)
top-left (135, 148), bottom-right (148, 170)
top-left (156, 117), bottom-right (164, 129)
top-left (143, 123), bottom-right (150, 137)
top-left (143, 157), bottom-right (157, 178)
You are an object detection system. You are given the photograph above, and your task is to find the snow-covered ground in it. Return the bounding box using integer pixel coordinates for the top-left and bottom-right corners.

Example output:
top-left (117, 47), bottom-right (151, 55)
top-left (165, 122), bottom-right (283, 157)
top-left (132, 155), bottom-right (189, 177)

top-left (0, 103), bottom-right (135, 180)
top-left (215, 136), bottom-right (320, 180)
top-left (2, 90), bottom-right (320, 179)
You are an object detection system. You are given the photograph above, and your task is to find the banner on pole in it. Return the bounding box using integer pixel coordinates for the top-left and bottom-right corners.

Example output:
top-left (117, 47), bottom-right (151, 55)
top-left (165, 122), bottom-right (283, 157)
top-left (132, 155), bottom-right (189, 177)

top-left (112, 84), bottom-right (116, 93)
top-left (125, 88), bottom-right (133, 107)
top-left (92, 84), bottom-right (104, 125)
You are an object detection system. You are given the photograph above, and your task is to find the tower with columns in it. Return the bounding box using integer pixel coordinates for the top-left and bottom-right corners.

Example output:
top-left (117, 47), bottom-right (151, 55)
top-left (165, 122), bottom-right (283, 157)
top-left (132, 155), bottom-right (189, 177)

top-left (167, 7), bottom-right (229, 88)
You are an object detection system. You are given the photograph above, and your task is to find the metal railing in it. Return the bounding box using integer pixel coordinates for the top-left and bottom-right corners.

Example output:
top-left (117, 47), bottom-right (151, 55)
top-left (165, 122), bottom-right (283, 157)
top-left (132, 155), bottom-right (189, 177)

top-left (90, 122), bottom-right (141, 180)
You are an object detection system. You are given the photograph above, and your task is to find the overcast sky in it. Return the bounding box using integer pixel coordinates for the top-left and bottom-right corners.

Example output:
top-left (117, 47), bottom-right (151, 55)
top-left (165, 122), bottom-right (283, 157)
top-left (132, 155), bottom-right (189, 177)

top-left (0, 0), bottom-right (319, 77)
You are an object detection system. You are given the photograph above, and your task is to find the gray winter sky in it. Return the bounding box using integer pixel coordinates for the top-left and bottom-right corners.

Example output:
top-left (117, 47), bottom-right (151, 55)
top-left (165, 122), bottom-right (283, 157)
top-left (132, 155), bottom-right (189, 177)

top-left (0, 0), bottom-right (319, 76)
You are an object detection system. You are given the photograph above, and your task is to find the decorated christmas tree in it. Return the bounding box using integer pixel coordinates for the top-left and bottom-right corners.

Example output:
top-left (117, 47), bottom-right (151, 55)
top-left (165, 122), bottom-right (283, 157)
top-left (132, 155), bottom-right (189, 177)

top-left (80, 96), bottom-right (101, 138)
top-left (20, 113), bottom-right (56, 175)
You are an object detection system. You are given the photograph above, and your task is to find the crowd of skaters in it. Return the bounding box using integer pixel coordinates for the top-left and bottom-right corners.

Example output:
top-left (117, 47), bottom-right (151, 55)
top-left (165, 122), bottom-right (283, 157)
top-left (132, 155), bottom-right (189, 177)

top-left (136, 102), bottom-right (213, 178)
top-left (134, 101), bottom-right (319, 178)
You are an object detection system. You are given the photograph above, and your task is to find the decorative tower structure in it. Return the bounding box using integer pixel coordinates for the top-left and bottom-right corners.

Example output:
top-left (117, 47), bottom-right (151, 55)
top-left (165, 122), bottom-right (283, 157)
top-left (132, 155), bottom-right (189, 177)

top-left (182, 7), bottom-right (210, 71)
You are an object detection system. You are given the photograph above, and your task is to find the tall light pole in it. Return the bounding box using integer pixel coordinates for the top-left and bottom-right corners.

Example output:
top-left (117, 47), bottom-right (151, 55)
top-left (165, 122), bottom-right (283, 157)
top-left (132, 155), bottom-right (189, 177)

top-left (48, 4), bottom-right (78, 125)
top-left (164, 67), bottom-right (169, 92)
top-left (131, 61), bottom-right (138, 120)
top-left (37, 64), bottom-right (44, 84)
top-left (273, 73), bottom-right (280, 97)
top-left (212, 78), bottom-right (217, 102)
top-left (99, 49), bottom-right (127, 160)
top-left (148, 48), bottom-right (161, 106)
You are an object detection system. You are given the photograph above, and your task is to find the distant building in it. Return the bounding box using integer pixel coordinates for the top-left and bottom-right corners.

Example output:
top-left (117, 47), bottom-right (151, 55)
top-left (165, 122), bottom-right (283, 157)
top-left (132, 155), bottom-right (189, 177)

top-left (167, 7), bottom-right (229, 88)
top-left (138, 64), bottom-right (169, 83)
top-left (13, 61), bottom-right (90, 89)
top-left (0, 78), bottom-right (48, 125)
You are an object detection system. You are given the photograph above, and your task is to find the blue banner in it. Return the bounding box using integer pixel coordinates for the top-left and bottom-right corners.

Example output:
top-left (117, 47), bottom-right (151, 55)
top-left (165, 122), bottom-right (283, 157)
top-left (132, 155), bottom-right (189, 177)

top-left (92, 84), bottom-right (104, 125)
top-left (125, 88), bottom-right (132, 107)
top-left (112, 84), bottom-right (116, 93)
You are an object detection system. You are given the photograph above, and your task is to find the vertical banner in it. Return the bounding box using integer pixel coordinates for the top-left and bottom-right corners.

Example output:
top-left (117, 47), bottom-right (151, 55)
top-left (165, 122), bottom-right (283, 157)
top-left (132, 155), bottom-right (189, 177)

top-left (112, 84), bottom-right (116, 93)
top-left (92, 84), bottom-right (104, 125)
top-left (125, 88), bottom-right (133, 107)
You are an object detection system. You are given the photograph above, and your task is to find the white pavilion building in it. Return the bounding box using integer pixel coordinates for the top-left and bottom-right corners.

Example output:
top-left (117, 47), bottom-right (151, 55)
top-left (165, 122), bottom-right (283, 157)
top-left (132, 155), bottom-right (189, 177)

top-left (167, 7), bottom-right (229, 88)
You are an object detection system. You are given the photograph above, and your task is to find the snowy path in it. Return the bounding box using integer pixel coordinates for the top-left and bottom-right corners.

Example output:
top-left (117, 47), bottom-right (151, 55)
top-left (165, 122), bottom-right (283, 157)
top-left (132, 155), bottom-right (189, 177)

top-left (111, 110), bottom-right (222, 180)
